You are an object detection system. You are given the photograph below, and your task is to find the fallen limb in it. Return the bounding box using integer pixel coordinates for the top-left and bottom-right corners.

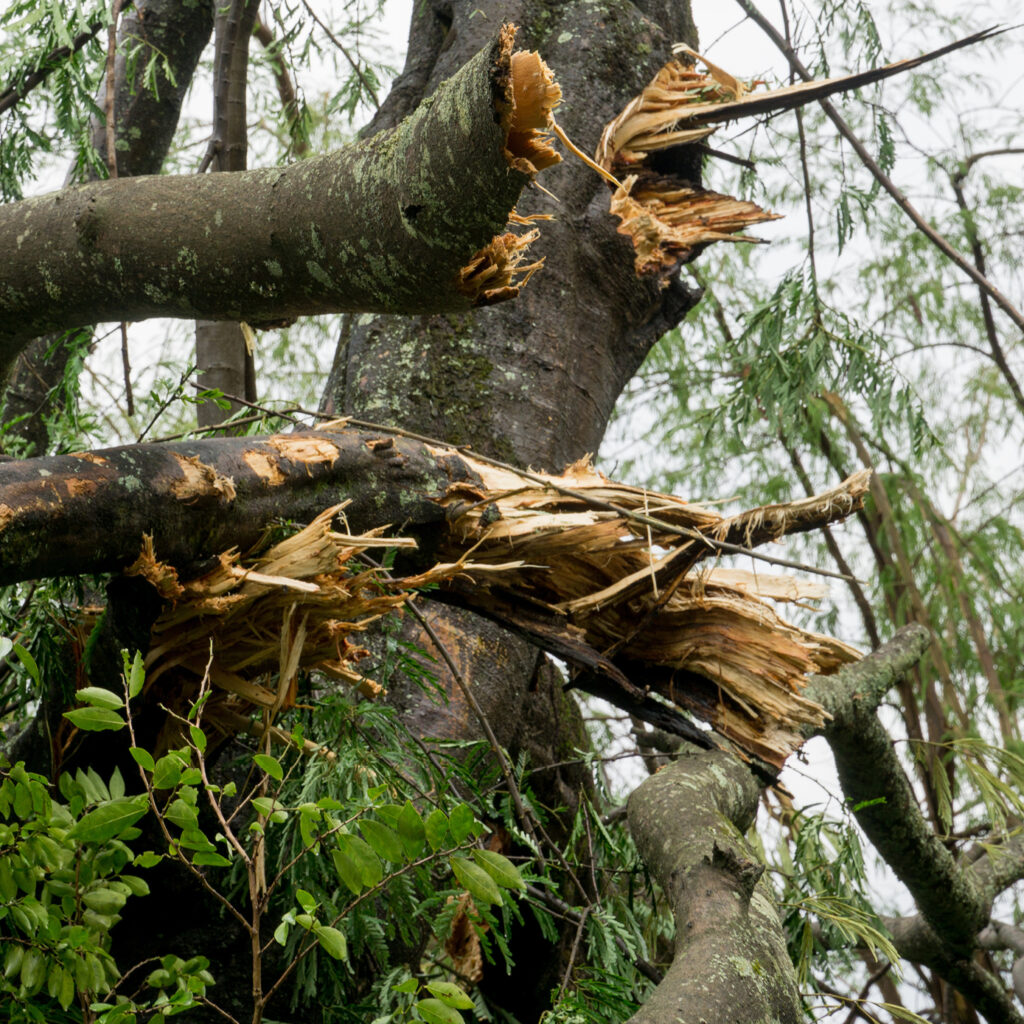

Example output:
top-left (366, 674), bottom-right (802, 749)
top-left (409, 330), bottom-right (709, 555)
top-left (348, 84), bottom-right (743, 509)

top-left (0, 26), bottom-right (559, 374)
top-left (0, 425), bottom-right (868, 764)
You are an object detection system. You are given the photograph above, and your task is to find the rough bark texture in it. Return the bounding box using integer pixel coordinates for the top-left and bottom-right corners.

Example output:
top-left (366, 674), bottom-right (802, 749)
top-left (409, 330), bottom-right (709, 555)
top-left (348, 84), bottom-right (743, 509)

top-left (0, 0), bottom-right (215, 453)
top-left (626, 744), bottom-right (801, 1024)
top-left (324, 0), bottom-right (703, 469)
top-left (0, 29), bottom-right (534, 370)
top-left (0, 428), bottom-right (465, 584)
top-left (807, 626), bottom-right (988, 955)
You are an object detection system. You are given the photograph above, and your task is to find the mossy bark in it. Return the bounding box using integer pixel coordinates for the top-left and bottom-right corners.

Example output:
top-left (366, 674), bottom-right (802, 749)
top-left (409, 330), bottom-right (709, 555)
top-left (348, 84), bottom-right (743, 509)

top-left (626, 745), bottom-right (801, 1024)
top-left (0, 29), bottom-right (530, 375)
top-left (324, 0), bottom-right (702, 470)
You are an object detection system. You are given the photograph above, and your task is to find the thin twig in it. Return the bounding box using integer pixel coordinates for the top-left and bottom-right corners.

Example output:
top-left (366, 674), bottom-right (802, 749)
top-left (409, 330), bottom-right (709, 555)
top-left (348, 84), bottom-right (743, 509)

top-left (300, 0), bottom-right (379, 108)
top-left (0, 21), bottom-right (102, 115)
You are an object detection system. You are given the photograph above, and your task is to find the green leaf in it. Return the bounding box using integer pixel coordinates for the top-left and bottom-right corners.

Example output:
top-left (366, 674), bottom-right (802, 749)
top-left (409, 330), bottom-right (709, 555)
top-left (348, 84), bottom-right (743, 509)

top-left (75, 687), bottom-right (124, 711)
top-left (332, 848), bottom-right (364, 895)
top-left (124, 649), bottom-right (146, 699)
top-left (358, 819), bottom-right (405, 863)
top-left (164, 798), bottom-right (199, 830)
top-left (151, 754), bottom-right (184, 790)
top-left (313, 923), bottom-right (348, 961)
top-left (63, 707), bottom-right (125, 732)
top-left (449, 803), bottom-right (475, 843)
top-left (83, 887), bottom-right (128, 915)
top-left (11, 642), bottom-right (40, 686)
top-left (190, 725), bottom-right (207, 753)
top-left (68, 795), bottom-right (148, 844)
top-left (415, 998), bottom-right (464, 1024)
top-left (192, 851), bottom-right (232, 867)
top-left (392, 978), bottom-right (419, 994)
top-left (425, 808), bottom-right (449, 851)
top-left (252, 797), bottom-right (286, 820)
top-left (129, 747), bottom-right (155, 772)
top-left (296, 889), bottom-right (317, 913)
top-left (450, 856), bottom-right (503, 906)
top-left (253, 753), bottom-right (283, 781)
top-left (471, 849), bottom-right (524, 890)
top-left (425, 981), bottom-right (474, 1009)
top-left (397, 800), bottom-right (426, 859)
top-left (339, 834), bottom-right (383, 886)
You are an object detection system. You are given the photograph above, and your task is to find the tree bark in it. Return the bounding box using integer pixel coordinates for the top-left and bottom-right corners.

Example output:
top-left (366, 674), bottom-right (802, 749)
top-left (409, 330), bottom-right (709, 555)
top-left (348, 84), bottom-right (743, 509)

top-left (626, 744), bottom-right (802, 1024)
top-left (0, 0), bottom-right (215, 452)
top-left (324, 0), bottom-right (702, 469)
top-left (0, 27), bottom-right (543, 373)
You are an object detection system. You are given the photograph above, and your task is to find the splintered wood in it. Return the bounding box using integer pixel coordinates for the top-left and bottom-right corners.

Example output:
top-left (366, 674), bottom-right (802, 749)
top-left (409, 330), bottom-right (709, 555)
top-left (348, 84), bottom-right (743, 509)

top-left (598, 30), bottom-right (1004, 275)
top-left (456, 27), bottom-right (561, 306)
top-left (126, 505), bottom-right (423, 752)
top-left (122, 448), bottom-right (868, 768)
top-left (598, 50), bottom-right (780, 274)
top-left (432, 453), bottom-right (870, 768)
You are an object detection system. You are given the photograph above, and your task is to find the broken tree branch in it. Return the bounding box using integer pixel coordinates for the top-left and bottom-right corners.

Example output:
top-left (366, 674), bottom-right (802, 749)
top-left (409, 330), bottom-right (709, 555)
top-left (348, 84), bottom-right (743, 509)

top-left (0, 425), bottom-right (868, 765)
top-left (0, 26), bottom-right (559, 375)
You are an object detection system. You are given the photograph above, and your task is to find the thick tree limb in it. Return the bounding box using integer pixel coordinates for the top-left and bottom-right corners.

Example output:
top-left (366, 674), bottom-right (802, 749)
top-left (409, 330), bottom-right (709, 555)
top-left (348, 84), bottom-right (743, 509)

top-left (626, 744), bottom-right (801, 1024)
top-left (0, 27), bottom-right (556, 374)
top-left (804, 626), bottom-right (989, 955)
top-left (1, 0), bottom-right (216, 453)
top-left (0, 425), bottom-right (869, 763)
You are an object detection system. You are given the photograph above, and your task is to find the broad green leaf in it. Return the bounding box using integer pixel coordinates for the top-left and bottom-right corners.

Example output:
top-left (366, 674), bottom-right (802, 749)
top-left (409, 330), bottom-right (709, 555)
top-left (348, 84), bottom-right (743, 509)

top-left (397, 800), bottom-right (426, 859)
top-left (75, 687), bottom-right (124, 711)
top-left (338, 834), bottom-right (383, 887)
top-left (471, 849), bottom-right (524, 890)
top-left (392, 977), bottom-right (419, 994)
top-left (426, 981), bottom-right (474, 1009)
top-left (415, 997), bottom-right (464, 1024)
top-left (151, 754), bottom-right (184, 790)
top-left (313, 923), bottom-right (348, 961)
top-left (129, 747), bottom-right (155, 772)
top-left (191, 851), bottom-right (232, 867)
top-left (449, 803), bottom-right (475, 843)
top-left (253, 753), bottom-right (283, 781)
top-left (332, 848), bottom-right (364, 895)
top-left (450, 856), bottom-right (503, 906)
top-left (63, 707), bottom-right (125, 732)
top-left (83, 888), bottom-right (127, 915)
top-left (296, 889), bottom-right (317, 913)
top-left (190, 725), bottom-right (207, 753)
top-left (425, 808), bottom-right (449, 851)
top-left (359, 819), bottom-right (404, 863)
top-left (164, 798), bottom-right (199, 830)
top-left (68, 795), bottom-right (148, 844)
